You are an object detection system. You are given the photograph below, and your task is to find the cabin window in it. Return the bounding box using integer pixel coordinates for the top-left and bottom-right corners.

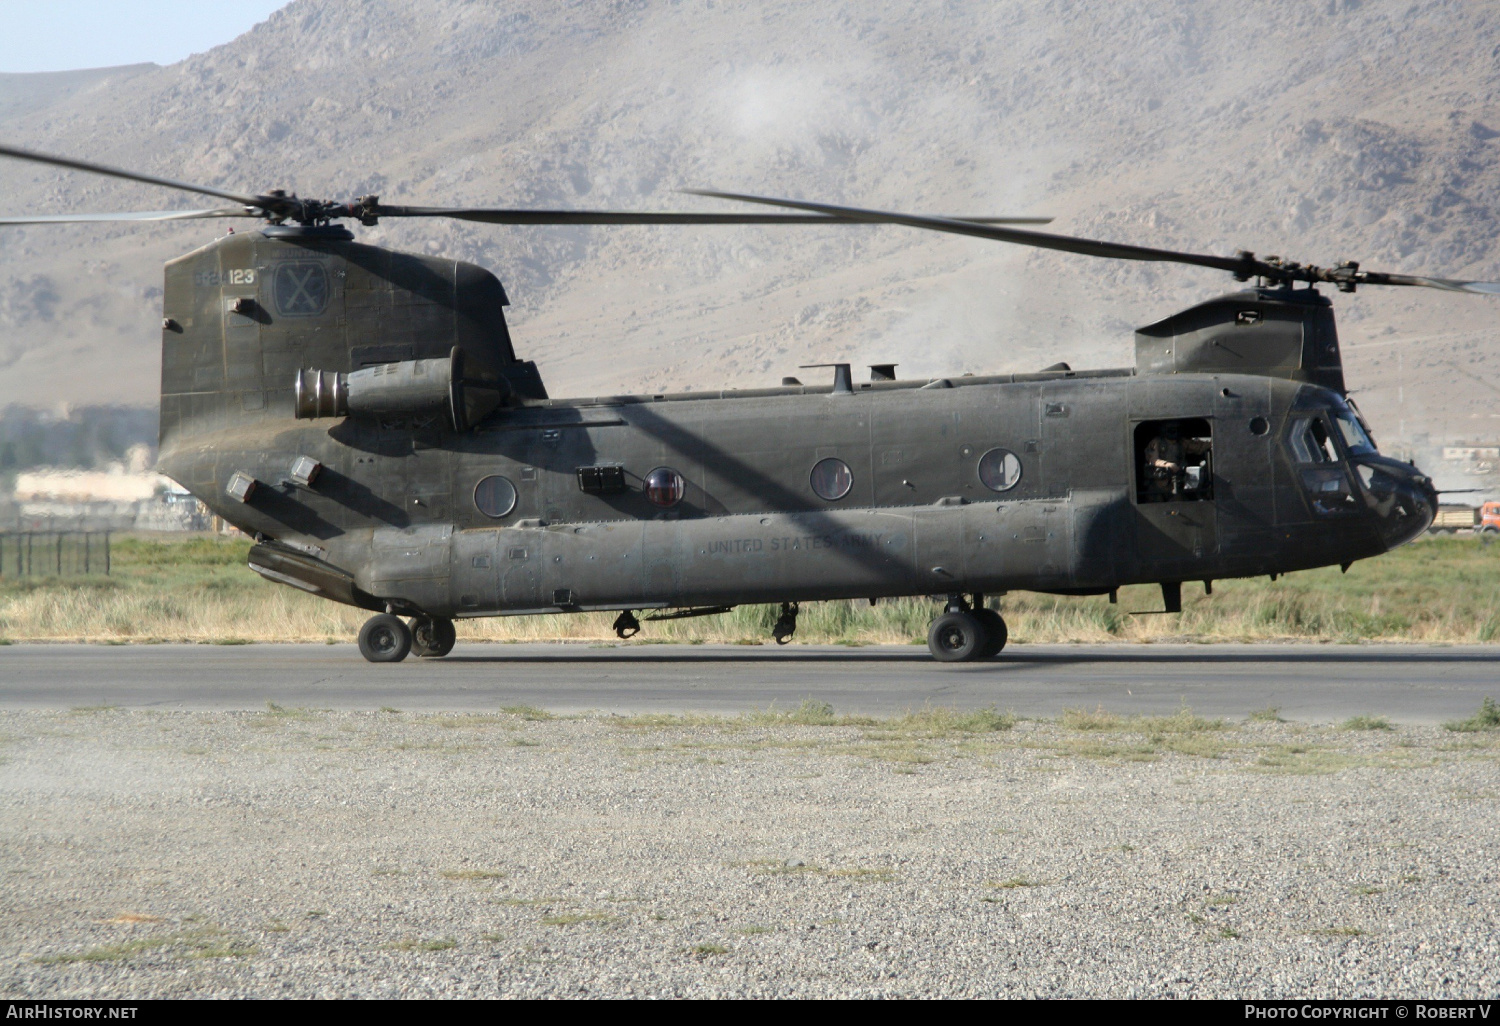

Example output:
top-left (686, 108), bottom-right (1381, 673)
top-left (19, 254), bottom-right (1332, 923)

top-left (1134, 418), bottom-right (1213, 503)
top-left (1288, 417), bottom-right (1341, 464)
top-left (977, 448), bottom-right (1022, 492)
top-left (474, 475), bottom-right (517, 518)
top-left (644, 467), bottom-right (685, 508)
top-left (810, 458), bottom-right (853, 501)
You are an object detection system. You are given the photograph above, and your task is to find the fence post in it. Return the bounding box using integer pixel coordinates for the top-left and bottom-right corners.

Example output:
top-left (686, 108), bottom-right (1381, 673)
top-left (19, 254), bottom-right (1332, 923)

top-left (57, 533), bottom-right (62, 576)
top-left (84, 533), bottom-right (90, 575)
top-left (105, 532), bottom-right (111, 576)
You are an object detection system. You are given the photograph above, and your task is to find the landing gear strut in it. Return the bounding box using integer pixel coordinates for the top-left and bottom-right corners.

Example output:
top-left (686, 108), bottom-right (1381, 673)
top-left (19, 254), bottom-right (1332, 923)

top-left (926, 594), bottom-right (1007, 663)
top-left (613, 610), bottom-right (641, 639)
top-left (411, 616), bottom-right (456, 658)
top-left (772, 602), bottom-right (799, 644)
top-left (358, 613), bottom-right (411, 663)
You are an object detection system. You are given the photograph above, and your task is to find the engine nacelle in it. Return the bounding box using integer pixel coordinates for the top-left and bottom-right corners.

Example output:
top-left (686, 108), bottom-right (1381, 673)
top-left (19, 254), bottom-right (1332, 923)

top-left (295, 352), bottom-right (501, 429)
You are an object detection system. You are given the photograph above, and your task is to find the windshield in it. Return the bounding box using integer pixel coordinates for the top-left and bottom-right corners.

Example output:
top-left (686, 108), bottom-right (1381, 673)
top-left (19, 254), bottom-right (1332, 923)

top-left (1333, 410), bottom-right (1376, 457)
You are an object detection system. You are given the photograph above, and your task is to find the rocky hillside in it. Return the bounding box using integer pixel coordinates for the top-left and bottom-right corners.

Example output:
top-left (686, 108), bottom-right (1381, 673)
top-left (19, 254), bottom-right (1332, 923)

top-left (0, 0), bottom-right (1496, 460)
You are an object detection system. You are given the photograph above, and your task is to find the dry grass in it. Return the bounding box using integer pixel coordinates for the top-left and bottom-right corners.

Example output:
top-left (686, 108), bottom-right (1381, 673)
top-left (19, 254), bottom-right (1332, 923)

top-left (33, 926), bottom-right (254, 964)
top-left (2, 533), bottom-right (1498, 645)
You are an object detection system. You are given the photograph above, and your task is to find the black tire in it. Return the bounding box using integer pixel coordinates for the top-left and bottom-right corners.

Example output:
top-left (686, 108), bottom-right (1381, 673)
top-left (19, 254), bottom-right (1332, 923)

top-left (411, 616), bottom-right (457, 658)
top-left (928, 610), bottom-right (985, 662)
top-left (359, 614), bottom-right (411, 663)
top-left (973, 608), bottom-right (1008, 658)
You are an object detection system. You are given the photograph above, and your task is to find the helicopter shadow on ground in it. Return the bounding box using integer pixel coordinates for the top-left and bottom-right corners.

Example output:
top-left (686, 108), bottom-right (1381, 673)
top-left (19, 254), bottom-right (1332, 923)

top-left (434, 646), bottom-right (1500, 667)
top-left (438, 649), bottom-right (937, 665)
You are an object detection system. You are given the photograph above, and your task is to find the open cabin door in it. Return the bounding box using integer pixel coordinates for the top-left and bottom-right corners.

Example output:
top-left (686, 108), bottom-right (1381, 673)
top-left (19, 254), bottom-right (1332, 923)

top-left (1130, 415), bottom-right (1219, 578)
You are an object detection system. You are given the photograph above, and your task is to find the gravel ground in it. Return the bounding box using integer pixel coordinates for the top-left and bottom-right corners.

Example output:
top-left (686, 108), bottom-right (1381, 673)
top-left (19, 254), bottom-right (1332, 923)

top-left (1, 705), bottom-right (1497, 999)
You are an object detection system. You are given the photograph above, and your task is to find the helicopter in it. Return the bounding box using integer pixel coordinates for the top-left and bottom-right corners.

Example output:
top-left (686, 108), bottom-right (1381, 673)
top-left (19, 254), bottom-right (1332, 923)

top-left (1, 144), bottom-right (1491, 663)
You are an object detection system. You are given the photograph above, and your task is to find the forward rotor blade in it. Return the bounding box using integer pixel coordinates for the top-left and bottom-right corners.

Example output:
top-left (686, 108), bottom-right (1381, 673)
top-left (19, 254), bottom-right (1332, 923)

top-left (368, 204), bottom-right (1053, 226)
top-left (0, 144), bottom-right (263, 208)
top-left (687, 190), bottom-right (1500, 296)
top-left (683, 189), bottom-right (1249, 274)
top-left (1357, 272), bottom-right (1500, 295)
top-left (0, 207), bottom-right (254, 225)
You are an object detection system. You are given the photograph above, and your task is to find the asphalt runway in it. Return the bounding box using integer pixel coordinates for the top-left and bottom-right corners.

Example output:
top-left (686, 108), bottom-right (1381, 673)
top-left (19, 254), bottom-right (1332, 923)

top-left (1, 642), bottom-right (1497, 723)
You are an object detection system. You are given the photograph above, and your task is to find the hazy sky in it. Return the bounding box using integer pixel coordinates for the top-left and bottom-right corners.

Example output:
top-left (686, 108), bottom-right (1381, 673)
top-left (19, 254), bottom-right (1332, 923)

top-left (1, 1), bottom-right (288, 74)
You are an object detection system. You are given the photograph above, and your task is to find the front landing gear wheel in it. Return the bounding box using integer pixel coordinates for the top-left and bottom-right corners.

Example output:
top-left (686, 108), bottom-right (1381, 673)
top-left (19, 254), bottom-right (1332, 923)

top-left (928, 610), bottom-right (985, 662)
top-left (974, 608), bottom-right (1008, 658)
top-left (359, 614), bottom-right (411, 663)
top-left (411, 616), bottom-right (456, 658)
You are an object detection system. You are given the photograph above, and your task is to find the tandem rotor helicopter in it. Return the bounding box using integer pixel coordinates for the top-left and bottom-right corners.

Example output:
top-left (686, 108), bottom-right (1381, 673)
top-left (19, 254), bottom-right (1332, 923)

top-left (2, 143), bottom-right (1494, 662)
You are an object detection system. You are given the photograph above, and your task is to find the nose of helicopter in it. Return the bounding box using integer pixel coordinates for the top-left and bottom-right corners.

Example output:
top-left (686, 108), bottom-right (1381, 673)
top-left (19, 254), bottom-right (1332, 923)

top-left (1354, 457), bottom-right (1438, 550)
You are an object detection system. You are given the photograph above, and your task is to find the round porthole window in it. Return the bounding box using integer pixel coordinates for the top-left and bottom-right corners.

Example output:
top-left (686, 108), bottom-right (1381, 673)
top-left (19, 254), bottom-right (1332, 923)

top-left (474, 475), bottom-right (517, 518)
top-left (810, 457), bottom-right (853, 501)
top-left (1249, 416), bottom-right (1270, 436)
top-left (644, 467), bottom-right (685, 508)
top-left (977, 448), bottom-right (1022, 492)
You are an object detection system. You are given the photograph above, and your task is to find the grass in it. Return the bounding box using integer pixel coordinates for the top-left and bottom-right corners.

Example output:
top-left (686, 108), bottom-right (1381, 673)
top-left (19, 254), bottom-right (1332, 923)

top-left (500, 705), bottom-right (554, 721)
top-left (1343, 715), bottom-right (1394, 731)
top-left (1046, 706), bottom-right (1232, 763)
top-left (388, 937), bottom-right (458, 952)
top-left (1446, 697), bottom-right (1500, 732)
top-left (1060, 707), bottom-right (1225, 733)
top-left (540, 912), bottom-right (616, 926)
top-left (1251, 744), bottom-right (1399, 774)
top-left (688, 943), bottom-right (730, 957)
top-left (620, 701), bottom-right (1012, 738)
top-left (4, 532), bottom-right (1499, 644)
top-left (439, 869), bottom-right (506, 881)
top-left (34, 927), bottom-right (254, 964)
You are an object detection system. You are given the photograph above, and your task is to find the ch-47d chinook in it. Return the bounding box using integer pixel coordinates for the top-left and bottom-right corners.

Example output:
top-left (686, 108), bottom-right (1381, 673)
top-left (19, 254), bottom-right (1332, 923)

top-left (2, 146), bottom-right (1491, 663)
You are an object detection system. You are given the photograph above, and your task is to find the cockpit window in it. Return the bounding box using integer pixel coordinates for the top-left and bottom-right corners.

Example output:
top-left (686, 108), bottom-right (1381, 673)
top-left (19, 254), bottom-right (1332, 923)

top-left (1289, 417), bottom-right (1341, 464)
top-left (1332, 411), bottom-right (1376, 457)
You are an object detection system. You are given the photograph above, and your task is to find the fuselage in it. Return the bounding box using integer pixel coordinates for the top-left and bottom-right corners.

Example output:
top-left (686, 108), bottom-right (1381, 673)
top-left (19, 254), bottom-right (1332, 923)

top-left (162, 366), bottom-right (1435, 619)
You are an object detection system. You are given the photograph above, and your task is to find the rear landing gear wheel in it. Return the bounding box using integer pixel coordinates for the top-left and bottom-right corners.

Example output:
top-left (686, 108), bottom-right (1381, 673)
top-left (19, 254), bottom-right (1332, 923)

top-left (974, 608), bottom-right (1008, 658)
top-left (359, 614), bottom-right (411, 663)
top-left (411, 616), bottom-right (456, 658)
top-left (928, 610), bottom-right (985, 662)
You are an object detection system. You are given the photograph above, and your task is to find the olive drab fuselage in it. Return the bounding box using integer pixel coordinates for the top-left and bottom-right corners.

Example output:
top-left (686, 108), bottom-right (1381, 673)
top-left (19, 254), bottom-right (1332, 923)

top-left (157, 227), bottom-right (1438, 623)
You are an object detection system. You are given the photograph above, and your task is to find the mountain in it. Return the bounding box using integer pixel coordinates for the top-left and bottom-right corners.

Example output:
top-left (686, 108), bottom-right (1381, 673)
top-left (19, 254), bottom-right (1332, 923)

top-left (0, 0), bottom-right (1497, 463)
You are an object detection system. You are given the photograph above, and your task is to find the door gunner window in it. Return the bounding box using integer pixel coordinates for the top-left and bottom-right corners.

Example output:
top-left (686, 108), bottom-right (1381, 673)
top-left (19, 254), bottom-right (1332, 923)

top-left (1134, 418), bottom-right (1213, 503)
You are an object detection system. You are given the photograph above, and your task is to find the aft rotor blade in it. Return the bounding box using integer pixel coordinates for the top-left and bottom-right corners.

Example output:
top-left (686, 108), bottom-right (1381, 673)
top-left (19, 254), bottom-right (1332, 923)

top-left (683, 189), bottom-right (1250, 274)
top-left (368, 204), bottom-right (1053, 226)
top-left (0, 144), bottom-right (264, 208)
top-left (0, 207), bottom-right (255, 225)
